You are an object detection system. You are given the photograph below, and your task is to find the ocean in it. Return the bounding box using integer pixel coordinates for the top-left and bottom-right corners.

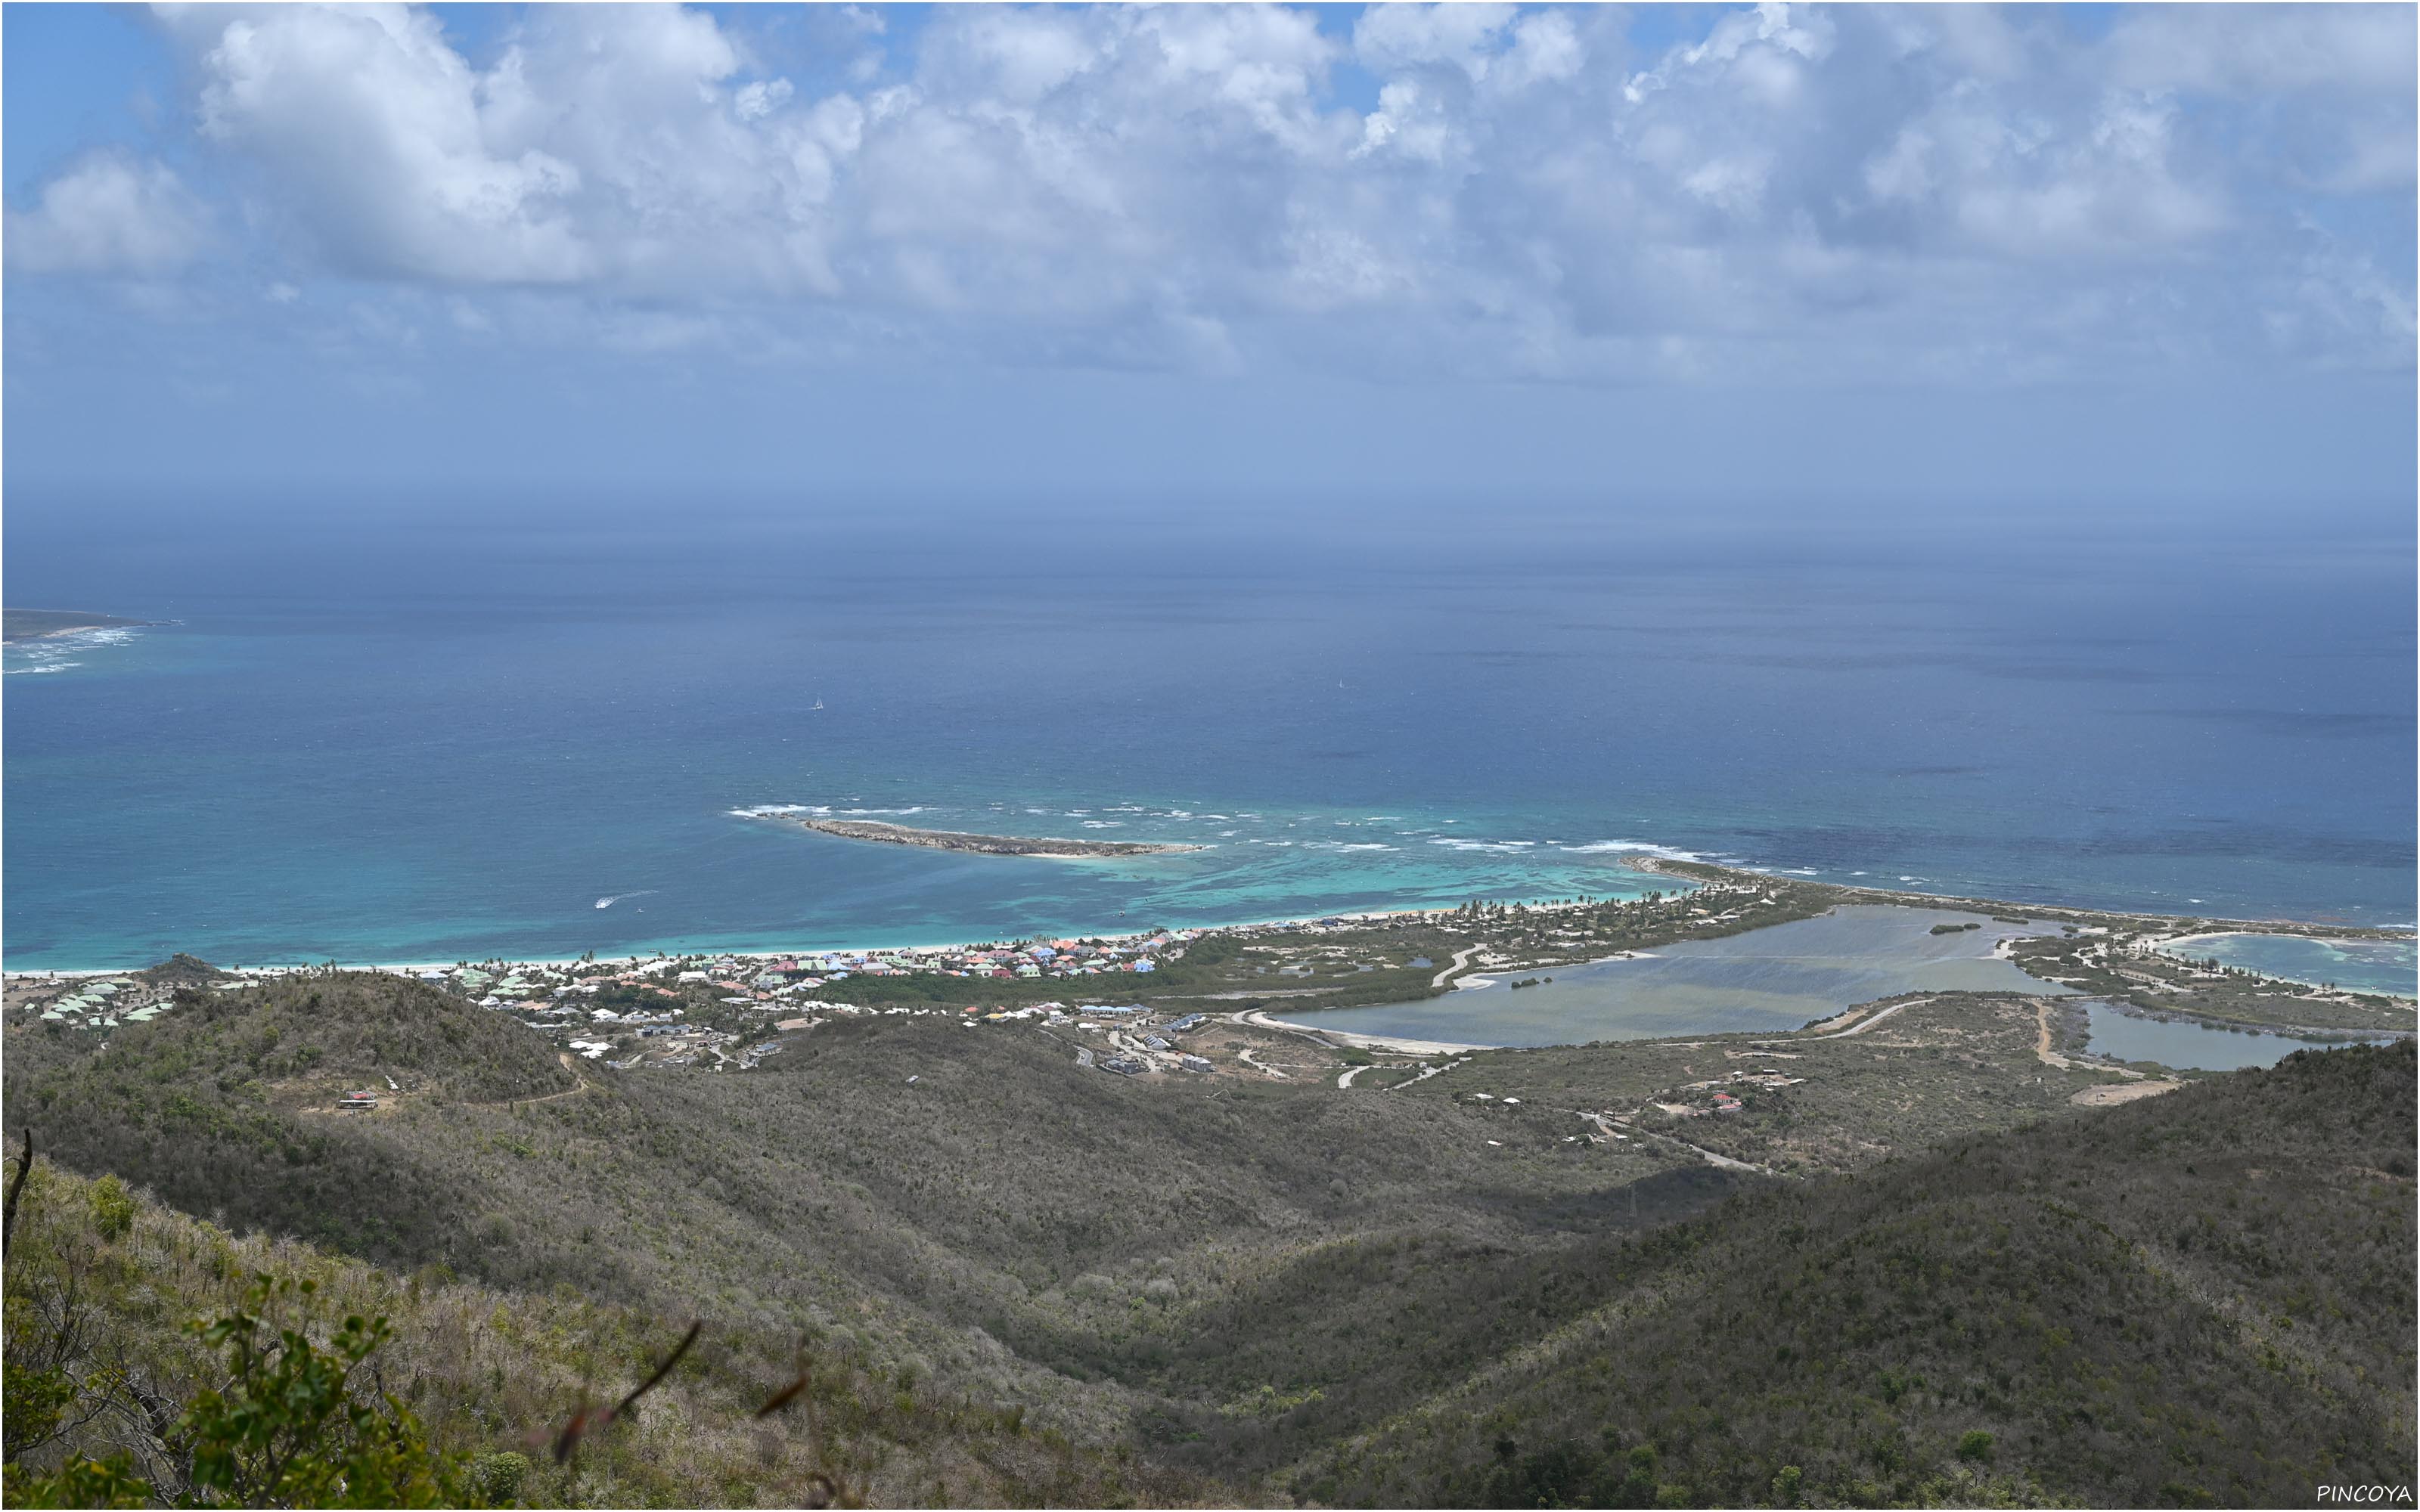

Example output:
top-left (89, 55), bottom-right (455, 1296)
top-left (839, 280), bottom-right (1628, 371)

top-left (5, 494), bottom-right (2412, 970)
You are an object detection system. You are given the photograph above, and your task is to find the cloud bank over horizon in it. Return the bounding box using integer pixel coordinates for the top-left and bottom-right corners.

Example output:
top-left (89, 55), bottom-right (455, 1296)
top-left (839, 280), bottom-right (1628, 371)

top-left (3, 2), bottom-right (2413, 496)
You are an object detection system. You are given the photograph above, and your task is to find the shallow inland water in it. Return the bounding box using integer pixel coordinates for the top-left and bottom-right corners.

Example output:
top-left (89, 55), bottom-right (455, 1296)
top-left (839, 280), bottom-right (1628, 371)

top-left (2157, 933), bottom-right (2417, 998)
top-left (2081, 1002), bottom-right (2402, 1072)
top-left (1286, 904), bottom-right (2069, 1048)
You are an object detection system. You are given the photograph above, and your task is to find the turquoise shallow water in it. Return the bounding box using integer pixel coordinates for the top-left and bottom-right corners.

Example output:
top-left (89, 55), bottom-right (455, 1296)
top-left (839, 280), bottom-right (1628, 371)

top-left (2158, 934), bottom-right (2418, 997)
top-left (5, 500), bottom-right (2413, 969)
top-left (1281, 905), bottom-right (2069, 1046)
top-left (2080, 1003), bottom-right (2400, 1072)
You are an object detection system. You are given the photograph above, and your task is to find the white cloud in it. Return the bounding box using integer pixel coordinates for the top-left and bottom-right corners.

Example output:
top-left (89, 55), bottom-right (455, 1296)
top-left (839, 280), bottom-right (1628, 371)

top-left (167, 4), bottom-right (589, 282)
top-left (1625, 2), bottom-right (1834, 105)
top-left (2262, 218), bottom-right (2418, 370)
top-left (1353, 79), bottom-right (1458, 163)
top-left (5, 152), bottom-right (209, 275)
top-left (39, 2), bottom-right (2402, 386)
top-left (2105, 5), bottom-right (2416, 99)
top-left (735, 79), bottom-right (794, 122)
top-left (1352, 5), bottom-right (1583, 98)
top-left (1354, 5), bottom-right (1518, 82)
top-left (1499, 12), bottom-right (1586, 92)
top-left (1857, 83), bottom-right (2228, 257)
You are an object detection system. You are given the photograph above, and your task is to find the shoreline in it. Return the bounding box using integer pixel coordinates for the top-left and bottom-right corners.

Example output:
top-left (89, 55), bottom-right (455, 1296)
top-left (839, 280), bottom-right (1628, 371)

top-left (0, 900), bottom-right (1506, 982)
top-left (11, 857), bottom-right (2415, 986)
top-left (1236, 1008), bottom-right (1494, 1055)
top-left (1627, 856), bottom-right (2416, 942)
top-left (2152, 928), bottom-right (2415, 953)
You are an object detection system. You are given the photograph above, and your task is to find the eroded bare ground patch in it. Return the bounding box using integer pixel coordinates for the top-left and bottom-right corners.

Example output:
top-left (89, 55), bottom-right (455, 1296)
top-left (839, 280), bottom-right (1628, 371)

top-left (2070, 1079), bottom-right (2183, 1106)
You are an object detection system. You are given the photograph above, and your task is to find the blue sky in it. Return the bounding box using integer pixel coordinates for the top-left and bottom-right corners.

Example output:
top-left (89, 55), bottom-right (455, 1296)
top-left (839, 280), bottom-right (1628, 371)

top-left (4, 3), bottom-right (2412, 505)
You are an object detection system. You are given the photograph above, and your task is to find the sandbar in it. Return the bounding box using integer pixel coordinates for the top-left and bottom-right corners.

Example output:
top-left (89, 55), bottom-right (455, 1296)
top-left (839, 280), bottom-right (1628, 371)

top-left (740, 811), bottom-right (1202, 859)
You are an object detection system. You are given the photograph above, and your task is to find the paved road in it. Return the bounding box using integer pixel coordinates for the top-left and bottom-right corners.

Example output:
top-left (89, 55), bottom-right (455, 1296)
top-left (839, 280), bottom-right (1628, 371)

top-left (1806, 996), bottom-right (1930, 1040)
top-left (1432, 946), bottom-right (1481, 990)
top-left (1231, 1008), bottom-right (1339, 1046)
top-left (1382, 1057), bottom-right (1467, 1092)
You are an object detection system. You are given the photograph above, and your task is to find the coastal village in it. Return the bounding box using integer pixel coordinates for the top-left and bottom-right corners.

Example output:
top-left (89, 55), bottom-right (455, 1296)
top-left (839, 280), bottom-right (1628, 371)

top-left (2, 886), bottom-right (1740, 1089)
top-left (8, 866), bottom-right (2409, 1119)
top-left (2, 928), bottom-right (1243, 1083)
top-left (0, 874), bottom-right (1736, 1052)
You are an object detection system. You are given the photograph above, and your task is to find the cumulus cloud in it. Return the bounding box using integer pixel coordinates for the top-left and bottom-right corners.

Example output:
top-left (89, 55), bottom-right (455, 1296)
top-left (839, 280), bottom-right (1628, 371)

top-left (158, 3), bottom-right (588, 281)
top-left (5, 152), bottom-right (210, 275)
top-left (1354, 5), bottom-right (1519, 82)
top-left (18, 2), bottom-right (2412, 384)
top-left (2103, 5), bottom-right (2416, 99)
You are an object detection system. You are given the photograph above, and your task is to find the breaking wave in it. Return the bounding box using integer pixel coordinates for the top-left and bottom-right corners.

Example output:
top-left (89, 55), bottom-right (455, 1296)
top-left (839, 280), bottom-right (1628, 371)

top-left (1556, 839), bottom-right (1708, 862)
top-left (5, 624), bottom-right (147, 676)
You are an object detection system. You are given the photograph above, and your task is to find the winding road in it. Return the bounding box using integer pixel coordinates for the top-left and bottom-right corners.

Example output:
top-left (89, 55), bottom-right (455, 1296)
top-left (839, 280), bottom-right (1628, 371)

top-left (496, 1052), bottom-right (594, 1108)
top-left (1585, 1111), bottom-right (1780, 1176)
top-left (1433, 946), bottom-right (1481, 989)
top-left (1382, 1057), bottom-right (1466, 1092)
top-left (1806, 996), bottom-right (1931, 1040)
top-left (1235, 1047), bottom-right (1291, 1080)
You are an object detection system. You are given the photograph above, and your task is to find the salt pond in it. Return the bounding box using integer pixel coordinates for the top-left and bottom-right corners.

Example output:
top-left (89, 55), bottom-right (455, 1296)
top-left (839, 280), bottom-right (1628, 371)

top-left (2156, 932), bottom-right (2416, 998)
top-left (2081, 1002), bottom-right (2400, 1073)
top-left (1286, 905), bottom-right (2068, 1048)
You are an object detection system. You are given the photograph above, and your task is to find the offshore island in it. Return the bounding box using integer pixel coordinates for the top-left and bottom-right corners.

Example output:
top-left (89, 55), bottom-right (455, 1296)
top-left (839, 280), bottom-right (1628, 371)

top-left (737, 807), bottom-right (1205, 857)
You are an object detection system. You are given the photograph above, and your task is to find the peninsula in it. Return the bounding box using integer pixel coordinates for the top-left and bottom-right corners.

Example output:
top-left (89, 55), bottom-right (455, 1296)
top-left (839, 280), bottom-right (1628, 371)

top-left (3, 608), bottom-right (156, 642)
top-left (740, 810), bottom-right (1203, 858)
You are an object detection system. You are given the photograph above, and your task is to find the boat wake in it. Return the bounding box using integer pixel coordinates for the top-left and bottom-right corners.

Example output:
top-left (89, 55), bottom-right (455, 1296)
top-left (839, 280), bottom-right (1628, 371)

top-left (595, 890), bottom-right (658, 909)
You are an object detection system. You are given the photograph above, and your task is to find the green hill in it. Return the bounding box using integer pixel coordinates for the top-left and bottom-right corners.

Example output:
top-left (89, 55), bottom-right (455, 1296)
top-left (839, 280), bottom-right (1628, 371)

top-left (1289, 1043), bottom-right (2416, 1507)
top-left (11, 972), bottom-right (576, 1261)
top-left (2, 1163), bottom-right (1191, 1508)
top-left (5, 968), bottom-right (2410, 1507)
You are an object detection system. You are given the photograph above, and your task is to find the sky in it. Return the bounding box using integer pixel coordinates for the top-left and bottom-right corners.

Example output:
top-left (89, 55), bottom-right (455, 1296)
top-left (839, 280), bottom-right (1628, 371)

top-left (2, 2), bottom-right (2414, 507)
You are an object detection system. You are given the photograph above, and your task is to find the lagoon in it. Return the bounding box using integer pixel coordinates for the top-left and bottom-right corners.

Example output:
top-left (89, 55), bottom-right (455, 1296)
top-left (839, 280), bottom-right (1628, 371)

top-left (1286, 905), bottom-right (2070, 1048)
top-left (2157, 933), bottom-right (2417, 999)
top-left (2081, 1002), bottom-right (2400, 1073)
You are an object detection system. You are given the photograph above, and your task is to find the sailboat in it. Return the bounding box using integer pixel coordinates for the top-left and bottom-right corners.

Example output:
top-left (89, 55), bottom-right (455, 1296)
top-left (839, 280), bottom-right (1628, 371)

top-left (812, 698), bottom-right (824, 710)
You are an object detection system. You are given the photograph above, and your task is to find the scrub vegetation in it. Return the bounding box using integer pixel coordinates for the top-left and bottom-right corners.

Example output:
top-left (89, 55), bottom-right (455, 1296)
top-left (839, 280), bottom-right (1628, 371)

top-left (5, 959), bottom-right (2411, 1507)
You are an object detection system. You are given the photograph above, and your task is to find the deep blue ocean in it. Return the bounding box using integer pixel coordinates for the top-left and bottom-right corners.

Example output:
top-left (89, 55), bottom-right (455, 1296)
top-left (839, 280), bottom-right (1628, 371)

top-left (5, 494), bottom-right (2412, 969)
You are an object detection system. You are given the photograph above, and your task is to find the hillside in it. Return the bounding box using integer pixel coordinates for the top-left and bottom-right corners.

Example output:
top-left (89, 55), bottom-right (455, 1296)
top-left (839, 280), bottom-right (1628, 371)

top-left (1289, 1043), bottom-right (2417, 1507)
top-left (5, 969), bottom-right (2411, 1507)
top-left (1, 1163), bottom-right (1193, 1508)
top-left (11, 972), bottom-right (576, 1260)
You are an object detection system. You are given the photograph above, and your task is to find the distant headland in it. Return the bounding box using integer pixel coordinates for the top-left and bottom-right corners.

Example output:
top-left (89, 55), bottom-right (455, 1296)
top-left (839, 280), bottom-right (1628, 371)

top-left (4, 608), bottom-right (158, 643)
top-left (736, 810), bottom-right (1204, 858)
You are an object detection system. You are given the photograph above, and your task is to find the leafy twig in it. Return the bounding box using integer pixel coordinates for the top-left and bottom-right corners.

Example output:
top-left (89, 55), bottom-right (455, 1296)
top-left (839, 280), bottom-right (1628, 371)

top-left (755, 1359), bottom-right (812, 1419)
top-left (4, 1127), bottom-right (33, 1251)
top-left (549, 1402), bottom-right (594, 1467)
top-left (612, 1319), bottom-right (701, 1421)
top-left (551, 1319), bottom-right (702, 1465)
